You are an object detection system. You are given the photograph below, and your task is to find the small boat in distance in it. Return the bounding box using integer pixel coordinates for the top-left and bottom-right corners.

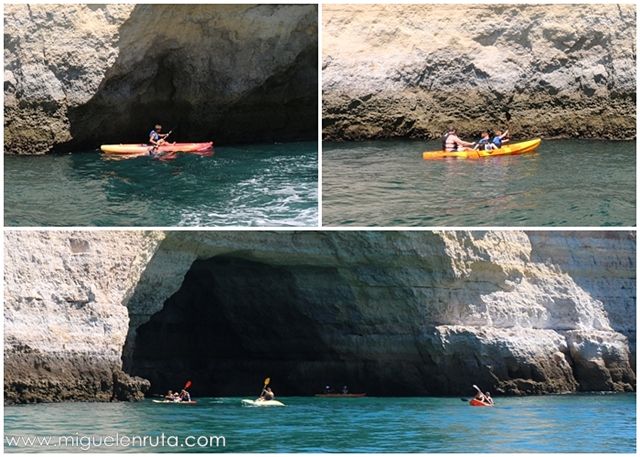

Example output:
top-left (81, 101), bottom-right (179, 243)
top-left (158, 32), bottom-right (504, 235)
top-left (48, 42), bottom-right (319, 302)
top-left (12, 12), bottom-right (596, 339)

top-left (152, 399), bottom-right (198, 405)
top-left (314, 393), bottom-right (367, 397)
top-left (241, 399), bottom-right (285, 407)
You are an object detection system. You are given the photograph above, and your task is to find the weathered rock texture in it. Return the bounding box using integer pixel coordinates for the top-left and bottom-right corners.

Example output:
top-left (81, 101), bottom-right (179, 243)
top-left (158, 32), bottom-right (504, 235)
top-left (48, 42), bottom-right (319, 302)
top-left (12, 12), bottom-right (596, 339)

top-left (323, 4), bottom-right (636, 141)
top-left (4, 231), bottom-right (635, 403)
top-left (4, 231), bottom-right (163, 403)
top-left (4, 4), bottom-right (318, 154)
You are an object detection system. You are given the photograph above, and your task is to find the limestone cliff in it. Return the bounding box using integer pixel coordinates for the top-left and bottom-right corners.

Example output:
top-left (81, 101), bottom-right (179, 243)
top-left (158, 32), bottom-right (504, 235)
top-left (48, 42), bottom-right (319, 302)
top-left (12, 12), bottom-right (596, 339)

top-left (4, 231), bottom-right (164, 403)
top-left (4, 231), bottom-right (635, 403)
top-left (323, 4), bottom-right (636, 141)
top-left (4, 4), bottom-right (318, 154)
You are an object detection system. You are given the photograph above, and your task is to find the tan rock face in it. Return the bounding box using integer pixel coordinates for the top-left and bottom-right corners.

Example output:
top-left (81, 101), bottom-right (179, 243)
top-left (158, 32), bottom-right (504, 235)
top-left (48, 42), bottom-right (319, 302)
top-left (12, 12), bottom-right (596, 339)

top-left (4, 4), bottom-right (318, 154)
top-left (322, 4), bottom-right (636, 141)
top-left (4, 231), bottom-right (163, 403)
top-left (4, 231), bottom-right (635, 403)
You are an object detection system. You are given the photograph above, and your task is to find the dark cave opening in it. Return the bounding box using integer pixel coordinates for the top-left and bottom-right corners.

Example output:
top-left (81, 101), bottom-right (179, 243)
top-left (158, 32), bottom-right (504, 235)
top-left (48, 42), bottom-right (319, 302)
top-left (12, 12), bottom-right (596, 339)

top-left (125, 256), bottom-right (370, 397)
top-left (50, 4), bottom-right (318, 153)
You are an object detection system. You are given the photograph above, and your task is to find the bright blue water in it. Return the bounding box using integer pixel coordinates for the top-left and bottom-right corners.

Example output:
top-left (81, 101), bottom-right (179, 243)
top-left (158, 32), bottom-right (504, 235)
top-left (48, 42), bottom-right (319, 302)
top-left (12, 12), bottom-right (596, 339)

top-left (4, 394), bottom-right (635, 452)
top-left (322, 139), bottom-right (636, 226)
top-left (4, 142), bottom-right (317, 227)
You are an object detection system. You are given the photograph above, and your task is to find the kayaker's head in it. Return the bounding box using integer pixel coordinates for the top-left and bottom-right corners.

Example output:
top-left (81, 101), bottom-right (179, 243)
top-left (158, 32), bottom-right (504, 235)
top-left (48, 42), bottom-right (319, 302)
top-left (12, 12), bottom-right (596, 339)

top-left (447, 125), bottom-right (456, 133)
top-left (482, 131), bottom-right (490, 139)
top-left (154, 124), bottom-right (162, 132)
top-left (495, 130), bottom-right (502, 136)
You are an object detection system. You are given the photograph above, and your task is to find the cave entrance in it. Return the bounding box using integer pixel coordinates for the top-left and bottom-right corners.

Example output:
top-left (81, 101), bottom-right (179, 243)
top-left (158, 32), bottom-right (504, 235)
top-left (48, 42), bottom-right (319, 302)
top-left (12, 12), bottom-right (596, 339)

top-left (125, 255), bottom-right (350, 397)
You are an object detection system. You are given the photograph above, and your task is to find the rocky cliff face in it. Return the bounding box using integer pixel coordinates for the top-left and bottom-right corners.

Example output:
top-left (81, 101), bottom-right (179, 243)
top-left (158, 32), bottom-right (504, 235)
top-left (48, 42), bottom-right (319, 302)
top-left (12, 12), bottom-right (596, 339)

top-left (4, 231), bottom-right (635, 403)
top-left (4, 4), bottom-right (318, 154)
top-left (4, 231), bottom-right (163, 403)
top-left (323, 4), bottom-right (636, 141)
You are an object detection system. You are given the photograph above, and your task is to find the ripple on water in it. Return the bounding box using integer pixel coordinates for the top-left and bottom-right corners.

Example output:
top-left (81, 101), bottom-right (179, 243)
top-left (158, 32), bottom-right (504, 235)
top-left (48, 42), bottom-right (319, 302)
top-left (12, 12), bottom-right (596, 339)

top-left (4, 394), bottom-right (636, 453)
top-left (4, 142), bottom-right (318, 227)
top-left (322, 139), bottom-right (636, 226)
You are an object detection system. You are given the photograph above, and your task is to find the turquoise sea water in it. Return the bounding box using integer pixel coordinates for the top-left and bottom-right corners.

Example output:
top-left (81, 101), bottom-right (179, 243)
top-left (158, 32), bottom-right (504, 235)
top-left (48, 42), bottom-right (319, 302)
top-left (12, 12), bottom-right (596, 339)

top-left (4, 142), bottom-right (317, 227)
top-left (322, 139), bottom-right (636, 226)
top-left (4, 394), bottom-right (635, 452)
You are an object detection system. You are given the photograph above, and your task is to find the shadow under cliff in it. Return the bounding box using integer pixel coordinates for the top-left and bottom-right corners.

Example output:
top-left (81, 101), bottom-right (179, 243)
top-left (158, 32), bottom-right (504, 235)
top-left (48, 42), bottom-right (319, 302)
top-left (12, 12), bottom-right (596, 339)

top-left (122, 255), bottom-right (395, 397)
top-left (52, 4), bottom-right (318, 153)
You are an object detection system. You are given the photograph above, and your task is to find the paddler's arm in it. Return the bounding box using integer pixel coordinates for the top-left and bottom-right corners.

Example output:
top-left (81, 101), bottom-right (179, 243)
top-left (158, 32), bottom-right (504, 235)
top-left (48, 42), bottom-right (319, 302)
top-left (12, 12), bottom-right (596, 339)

top-left (456, 135), bottom-right (475, 148)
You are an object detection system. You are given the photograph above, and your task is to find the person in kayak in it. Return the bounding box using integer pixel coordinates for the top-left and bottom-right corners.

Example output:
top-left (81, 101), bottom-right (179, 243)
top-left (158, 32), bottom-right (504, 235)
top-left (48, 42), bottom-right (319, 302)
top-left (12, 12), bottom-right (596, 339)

top-left (473, 131), bottom-right (497, 151)
top-left (484, 391), bottom-right (494, 405)
top-left (179, 389), bottom-right (191, 402)
top-left (149, 124), bottom-right (171, 147)
top-left (148, 124), bottom-right (173, 157)
top-left (259, 387), bottom-right (275, 401)
top-left (165, 390), bottom-right (180, 401)
top-left (442, 126), bottom-right (475, 152)
top-left (491, 129), bottom-right (509, 148)
top-left (473, 390), bottom-right (489, 403)
top-left (473, 389), bottom-right (494, 405)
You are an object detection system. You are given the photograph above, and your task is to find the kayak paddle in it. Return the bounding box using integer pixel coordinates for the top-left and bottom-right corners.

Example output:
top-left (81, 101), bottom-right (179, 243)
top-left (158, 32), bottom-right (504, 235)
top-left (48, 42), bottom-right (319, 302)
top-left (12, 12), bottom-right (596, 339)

top-left (184, 380), bottom-right (192, 390)
top-left (260, 377), bottom-right (270, 398)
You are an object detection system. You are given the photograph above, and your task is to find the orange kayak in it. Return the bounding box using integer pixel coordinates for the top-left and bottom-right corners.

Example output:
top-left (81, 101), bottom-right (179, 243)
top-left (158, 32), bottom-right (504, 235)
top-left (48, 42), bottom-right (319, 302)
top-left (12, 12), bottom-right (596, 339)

top-left (469, 398), bottom-right (493, 407)
top-left (100, 142), bottom-right (214, 155)
top-left (422, 138), bottom-right (541, 160)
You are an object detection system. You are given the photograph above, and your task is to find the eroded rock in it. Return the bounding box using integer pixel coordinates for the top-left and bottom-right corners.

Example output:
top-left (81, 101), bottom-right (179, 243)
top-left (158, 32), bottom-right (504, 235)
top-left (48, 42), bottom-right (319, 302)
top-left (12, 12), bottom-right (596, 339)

top-left (4, 231), bottom-right (636, 402)
top-left (4, 4), bottom-right (318, 154)
top-left (322, 4), bottom-right (636, 141)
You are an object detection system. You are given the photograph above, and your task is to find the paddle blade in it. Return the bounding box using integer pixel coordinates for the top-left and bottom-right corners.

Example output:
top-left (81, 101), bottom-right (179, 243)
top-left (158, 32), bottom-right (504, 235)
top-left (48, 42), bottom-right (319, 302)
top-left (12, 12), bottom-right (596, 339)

top-left (263, 377), bottom-right (271, 387)
top-left (184, 380), bottom-right (192, 390)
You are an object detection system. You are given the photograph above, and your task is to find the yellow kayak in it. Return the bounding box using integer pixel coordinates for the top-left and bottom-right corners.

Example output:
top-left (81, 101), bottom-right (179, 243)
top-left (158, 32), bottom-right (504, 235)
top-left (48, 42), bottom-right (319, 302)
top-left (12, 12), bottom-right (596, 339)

top-left (422, 138), bottom-right (542, 160)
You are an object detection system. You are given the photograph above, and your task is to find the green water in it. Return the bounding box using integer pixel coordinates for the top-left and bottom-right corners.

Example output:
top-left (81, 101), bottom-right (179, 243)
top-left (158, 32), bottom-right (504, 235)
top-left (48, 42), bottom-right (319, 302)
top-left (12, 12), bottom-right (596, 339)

top-left (323, 139), bottom-right (635, 226)
top-left (4, 142), bottom-right (317, 227)
top-left (4, 394), bottom-right (635, 452)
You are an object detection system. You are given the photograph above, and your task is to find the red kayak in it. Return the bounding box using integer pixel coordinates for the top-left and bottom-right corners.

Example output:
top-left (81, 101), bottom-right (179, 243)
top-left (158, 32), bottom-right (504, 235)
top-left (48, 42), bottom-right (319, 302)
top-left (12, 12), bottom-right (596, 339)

top-left (100, 142), bottom-right (213, 155)
top-left (469, 398), bottom-right (493, 407)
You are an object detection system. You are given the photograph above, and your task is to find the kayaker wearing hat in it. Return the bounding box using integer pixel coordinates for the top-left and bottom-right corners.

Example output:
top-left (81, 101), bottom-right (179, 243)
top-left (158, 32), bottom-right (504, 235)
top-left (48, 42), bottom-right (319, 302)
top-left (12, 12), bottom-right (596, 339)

top-left (442, 126), bottom-right (475, 152)
top-left (148, 124), bottom-right (172, 155)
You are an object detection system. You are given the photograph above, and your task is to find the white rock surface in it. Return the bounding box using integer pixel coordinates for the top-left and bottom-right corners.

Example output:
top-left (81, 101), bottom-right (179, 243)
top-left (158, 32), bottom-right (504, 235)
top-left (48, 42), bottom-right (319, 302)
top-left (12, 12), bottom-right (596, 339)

top-left (322, 4), bottom-right (636, 141)
top-left (4, 230), bottom-right (635, 402)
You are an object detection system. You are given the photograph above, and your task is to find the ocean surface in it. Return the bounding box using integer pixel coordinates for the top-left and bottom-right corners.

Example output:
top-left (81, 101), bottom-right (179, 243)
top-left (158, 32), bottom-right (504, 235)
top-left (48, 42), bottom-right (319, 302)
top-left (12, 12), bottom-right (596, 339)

top-left (322, 139), bottom-right (636, 226)
top-left (4, 394), bottom-right (635, 453)
top-left (4, 142), bottom-right (317, 227)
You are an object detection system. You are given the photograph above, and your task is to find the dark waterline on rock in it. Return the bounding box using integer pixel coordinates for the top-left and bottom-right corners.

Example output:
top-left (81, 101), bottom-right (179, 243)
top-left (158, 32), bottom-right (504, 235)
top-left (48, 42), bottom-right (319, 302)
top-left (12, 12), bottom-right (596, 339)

top-left (4, 394), bottom-right (635, 452)
top-left (322, 139), bottom-right (635, 226)
top-left (4, 142), bottom-right (318, 227)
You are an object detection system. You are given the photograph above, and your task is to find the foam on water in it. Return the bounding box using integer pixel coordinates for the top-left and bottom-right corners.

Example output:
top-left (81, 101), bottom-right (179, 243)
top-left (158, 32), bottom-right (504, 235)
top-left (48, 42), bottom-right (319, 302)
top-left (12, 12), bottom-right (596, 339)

top-left (5, 142), bottom-right (318, 227)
